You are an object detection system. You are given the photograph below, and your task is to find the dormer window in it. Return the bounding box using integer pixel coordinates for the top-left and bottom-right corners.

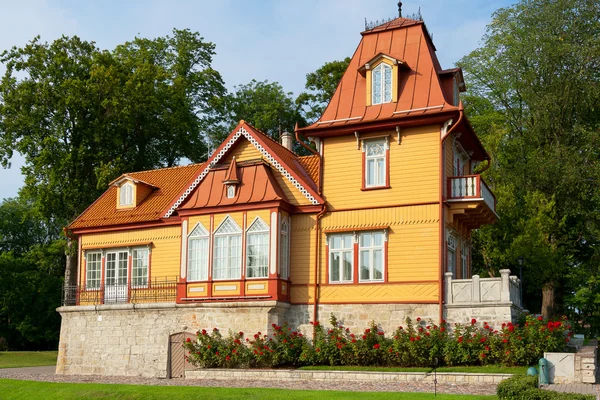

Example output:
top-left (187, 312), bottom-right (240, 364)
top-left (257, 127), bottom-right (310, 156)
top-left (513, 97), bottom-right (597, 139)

top-left (360, 53), bottom-right (402, 107)
top-left (119, 182), bottom-right (134, 206)
top-left (372, 63), bottom-right (392, 105)
top-left (226, 185), bottom-right (235, 198)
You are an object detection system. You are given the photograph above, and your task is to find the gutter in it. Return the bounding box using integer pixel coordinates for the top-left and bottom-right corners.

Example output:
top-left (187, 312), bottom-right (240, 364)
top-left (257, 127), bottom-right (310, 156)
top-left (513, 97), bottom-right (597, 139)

top-left (438, 105), bottom-right (464, 324)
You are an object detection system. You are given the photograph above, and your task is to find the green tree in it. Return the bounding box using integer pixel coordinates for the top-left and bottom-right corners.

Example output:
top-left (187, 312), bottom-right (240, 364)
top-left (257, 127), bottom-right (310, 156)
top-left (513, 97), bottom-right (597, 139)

top-left (0, 198), bottom-right (64, 350)
top-left (296, 57), bottom-right (350, 123)
top-left (208, 79), bottom-right (306, 150)
top-left (459, 0), bottom-right (600, 322)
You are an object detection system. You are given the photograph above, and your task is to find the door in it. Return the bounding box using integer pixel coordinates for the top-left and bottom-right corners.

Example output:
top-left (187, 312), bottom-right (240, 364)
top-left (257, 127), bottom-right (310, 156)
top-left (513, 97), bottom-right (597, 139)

top-left (104, 251), bottom-right (128, 303)
top-left (168, 332), bottom-right (195, 379)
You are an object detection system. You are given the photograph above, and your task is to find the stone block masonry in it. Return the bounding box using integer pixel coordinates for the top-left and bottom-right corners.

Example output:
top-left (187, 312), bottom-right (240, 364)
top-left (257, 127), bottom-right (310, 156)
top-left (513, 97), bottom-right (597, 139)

top-left (56, 301), bottom-right (290, 377)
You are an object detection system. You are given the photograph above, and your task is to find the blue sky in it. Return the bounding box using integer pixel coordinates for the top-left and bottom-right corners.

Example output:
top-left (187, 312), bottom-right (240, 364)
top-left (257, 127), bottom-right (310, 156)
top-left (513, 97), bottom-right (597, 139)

top-left (0, 0), bottom-right (516, 201)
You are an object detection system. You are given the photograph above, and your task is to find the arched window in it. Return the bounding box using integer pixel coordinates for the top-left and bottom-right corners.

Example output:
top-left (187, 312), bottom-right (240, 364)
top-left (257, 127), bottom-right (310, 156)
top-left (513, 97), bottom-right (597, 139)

top-left (246, 217), bottom-right (269, 278)
top-left (279, 217), bottom-right (290, 279)
top-left (372, 63), bottom-right (392, 105)
top-left (213, 216), bottom-right (242, 280)
top-left (119, 182), bottom-right (134, 206)
top-left (187, 223), bottom-right (209, 281)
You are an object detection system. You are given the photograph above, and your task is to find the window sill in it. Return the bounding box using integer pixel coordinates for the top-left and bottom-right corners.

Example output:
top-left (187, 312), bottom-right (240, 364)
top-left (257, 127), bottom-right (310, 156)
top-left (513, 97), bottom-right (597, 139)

top-left (361, 185), bottom-right (391, 191)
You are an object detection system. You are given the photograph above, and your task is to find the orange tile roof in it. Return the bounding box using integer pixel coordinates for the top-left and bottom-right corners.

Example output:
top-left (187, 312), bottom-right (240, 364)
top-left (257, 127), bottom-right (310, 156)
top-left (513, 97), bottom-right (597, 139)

top-left (298, 17), bottom-right (457, 135)
top-left (179, 161), bottom-right (287, 210)
top-left (298, 155), bottom-right (320, 188)
top-left (69, 163), bottom-right (204, 230)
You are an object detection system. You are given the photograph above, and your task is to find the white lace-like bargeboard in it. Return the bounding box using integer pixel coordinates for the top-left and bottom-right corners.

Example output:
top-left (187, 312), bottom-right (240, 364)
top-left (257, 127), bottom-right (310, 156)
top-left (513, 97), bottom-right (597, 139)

top-left (164, 127), bottom-right (319, 218)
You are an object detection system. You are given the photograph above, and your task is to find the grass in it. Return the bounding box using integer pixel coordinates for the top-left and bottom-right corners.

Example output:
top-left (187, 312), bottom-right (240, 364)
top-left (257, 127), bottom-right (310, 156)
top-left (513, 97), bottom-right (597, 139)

top-left (299, 365), bottom-right (527, 375)
top-left (0, 379), bottom-right (496, 399)
top-left (0, 351), bottom-right (58, 369)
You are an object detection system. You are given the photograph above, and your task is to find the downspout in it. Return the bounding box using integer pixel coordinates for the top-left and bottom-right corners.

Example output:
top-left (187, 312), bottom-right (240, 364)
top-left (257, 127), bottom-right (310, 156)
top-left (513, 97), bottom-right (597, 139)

top-left (312, 205), bottom-right (327, 337)
top-left (439, 106), bottom-right (464, 324)
top-left (295, 123), bottom-right (319, 156)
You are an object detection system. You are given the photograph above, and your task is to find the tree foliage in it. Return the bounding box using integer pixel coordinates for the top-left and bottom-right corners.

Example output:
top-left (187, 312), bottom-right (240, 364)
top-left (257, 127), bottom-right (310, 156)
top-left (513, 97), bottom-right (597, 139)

top-left (460, 0), bottom-right (600, 327)
top-left (296, 57), bottom-right (350, 123)
top-left (207, 79), bottom-right (305, 148)
top-left (0, 29), bottom-right (225, 226)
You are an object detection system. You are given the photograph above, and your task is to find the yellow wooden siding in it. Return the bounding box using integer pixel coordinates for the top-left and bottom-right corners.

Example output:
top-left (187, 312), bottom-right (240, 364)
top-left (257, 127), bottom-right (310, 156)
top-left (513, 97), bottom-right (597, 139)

top-left (290, 214), bottom-right (316, 285)
top-left (322, 125), bottom-right (440, 210)
top-left (212, 282), bottom-right (240, 295)
top-left (222, 139), bottom-right (263, 162)
top-left (245, 280), bottom-right (269, 294)
top-left (187, 283), bottom-right (209, 297)
top-left (187, 215), bottom-right (211, 235)
top-left (289, 205), bottom-right (440, 304)
top-left (79, 226), bottom-right (181, 284)
top-left (273, 174), bottom-right (313, 206)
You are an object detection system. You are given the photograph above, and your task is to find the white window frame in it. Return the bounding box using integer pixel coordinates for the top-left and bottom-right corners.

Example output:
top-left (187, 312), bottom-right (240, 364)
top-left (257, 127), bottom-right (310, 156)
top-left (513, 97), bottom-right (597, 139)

top-left (364, 138), bottom-right (388, 188)
top-left (279, 216), bottom-right (290, 280)
top-left (132, 247), bottom-right (149, 288)
top-left (226, 185), bottom-right (235, 198)
top-left (212, 216), bottom-right (242, 280)
top-left (85, 251), bottom-right (102, 289)
top-left (120, 182), bottom-right (134, 206)
top-left (358, 231), bottom-right (385, 283)
top-left (328, 233), bottom-right (354, 284)
top-left (187, 223), bottom-right (210, 282)
top-left (447, 233), bottom-right (457, 277)
top-left (461, 241), bottom-right (469, 279)
top-left (246, 217), bottom-right (270, 279)
top-left (372, 62), bottom-right (393, 105)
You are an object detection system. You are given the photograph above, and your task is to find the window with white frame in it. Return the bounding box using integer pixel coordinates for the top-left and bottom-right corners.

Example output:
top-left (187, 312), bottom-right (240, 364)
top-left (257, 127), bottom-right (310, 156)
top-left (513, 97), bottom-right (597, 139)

top-left (132, 247), bottom-right (149, 287)
top-left (246, 217), bottom-right (269, 278)
top-left (279, 217), bottom-right (290, 280)
top-left (105, 250), bottom-right (128, 287)
top-left (213, 217), bottom-right (242, 280)
top-left (372, 63), bottom-right (392, 105)
top-left (461, 241), bottom-right (469, 279)
top-left (364, 139), bottom-right (387, 188)
top-left (226, 185), bottom-right (235, 198)
top-left (86, 252), bottom-right (102, 289)
top-left (447, 233), bottom-right (457, 277)
top-left (329, 233), bottom-right (354, 283)
top-left (120, 182), bottom-right (134, 206)
top-left (359, 231), bottom-right (385, 282)
top-left (188, 223), bottom-right (209, 281)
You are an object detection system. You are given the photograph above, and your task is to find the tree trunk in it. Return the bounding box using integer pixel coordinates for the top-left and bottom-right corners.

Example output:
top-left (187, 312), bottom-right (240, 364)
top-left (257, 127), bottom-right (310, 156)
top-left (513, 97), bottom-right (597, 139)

top-left (541, 281), bottom-right (555, 319)
top-left (63, 236), bottom-right (78, 305)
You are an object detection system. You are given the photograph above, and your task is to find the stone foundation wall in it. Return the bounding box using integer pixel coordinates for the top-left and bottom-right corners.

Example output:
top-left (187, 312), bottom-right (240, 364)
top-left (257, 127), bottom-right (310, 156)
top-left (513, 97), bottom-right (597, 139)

top-left (287, 303), bottom-right (440, 334)
top-left (445, 303), bottom-right (522, 329)
top-left (56, 301), bottom-right (289, 377)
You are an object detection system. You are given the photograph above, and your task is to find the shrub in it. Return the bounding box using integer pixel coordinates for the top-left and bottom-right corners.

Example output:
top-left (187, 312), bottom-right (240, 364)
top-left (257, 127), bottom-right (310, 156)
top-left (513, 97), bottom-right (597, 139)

top-left (496, 375), bottom-right (594, 400)
top-left (184, 314), bottom-right (572, 369)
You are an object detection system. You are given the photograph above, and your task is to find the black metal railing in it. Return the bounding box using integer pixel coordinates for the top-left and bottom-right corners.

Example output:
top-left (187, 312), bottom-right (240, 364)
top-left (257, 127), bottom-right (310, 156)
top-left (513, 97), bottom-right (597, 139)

top-left (62, 277), bottom-right (178, 306)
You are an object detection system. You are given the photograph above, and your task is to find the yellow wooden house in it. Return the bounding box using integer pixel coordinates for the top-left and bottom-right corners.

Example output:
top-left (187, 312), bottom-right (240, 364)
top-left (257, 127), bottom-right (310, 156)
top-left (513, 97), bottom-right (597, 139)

top-left (57, 13), bottom-right (520, 378)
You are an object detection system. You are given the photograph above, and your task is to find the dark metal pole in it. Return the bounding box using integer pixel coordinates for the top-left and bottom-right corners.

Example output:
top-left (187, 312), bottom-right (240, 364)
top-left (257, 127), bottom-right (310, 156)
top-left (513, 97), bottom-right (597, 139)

top-left (518, 256), bottom-right (524, 307)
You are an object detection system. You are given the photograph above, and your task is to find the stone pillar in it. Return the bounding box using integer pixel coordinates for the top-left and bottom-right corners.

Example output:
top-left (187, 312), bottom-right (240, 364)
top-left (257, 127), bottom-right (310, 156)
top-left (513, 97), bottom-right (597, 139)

top-left (500, 269), bottom-right (511, 302)
top-left (445, 272), bottom-right (453, 304)
top-left (472, 275), bottom-right (480, 303)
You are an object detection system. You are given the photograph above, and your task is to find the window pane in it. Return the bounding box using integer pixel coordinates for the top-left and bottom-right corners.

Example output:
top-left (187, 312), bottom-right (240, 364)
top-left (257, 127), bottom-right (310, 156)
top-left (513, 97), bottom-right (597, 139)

top-left (118, 252), bottom-right (128, 285)
top-left (373, 249), bottom-right (383, 280)
top-left (247, 232), bottom-right (268, 278)
top-left (360, 250), bottom-right (370, 280)
top-left (331, 235), bottom-right (341, 249)
top-left (372, 67), bottom-right (382, 104)
top-left (343, 234), bottom-right (352, 249)
top-left (367, 159), bottom-right (375, 186)
top-left (343, 251), bottom-right (353, 281)
top-left (373, 232), bottom-right (383, 246)
top-left (377, 158), bottom-right (385, 185)
top-left (330, 253), bottom-right (340, 282)
top-left (384, 64), bottom-right (392, 103)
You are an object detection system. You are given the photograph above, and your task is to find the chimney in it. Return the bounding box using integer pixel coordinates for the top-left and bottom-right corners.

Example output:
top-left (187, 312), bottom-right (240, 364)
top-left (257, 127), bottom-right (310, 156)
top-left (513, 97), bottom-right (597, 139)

top-left (281, 131), bottom-right (294, 151)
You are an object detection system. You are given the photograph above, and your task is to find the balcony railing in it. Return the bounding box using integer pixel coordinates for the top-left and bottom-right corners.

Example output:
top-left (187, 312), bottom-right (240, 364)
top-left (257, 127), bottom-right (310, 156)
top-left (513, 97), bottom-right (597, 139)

top-left (62, 278), bottom-right (178, 306)
top-left (445, 269), bottom-right (522, 308)
top-left (447, 174), bottom-right (496, 212)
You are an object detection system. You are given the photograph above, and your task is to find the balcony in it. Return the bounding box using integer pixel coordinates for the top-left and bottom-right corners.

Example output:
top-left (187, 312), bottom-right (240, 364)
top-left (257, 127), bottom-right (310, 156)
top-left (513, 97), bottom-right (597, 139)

top-left (62, 278), bottom-right (177, 306)
top-left (446, 175), bottom-right (497, 229)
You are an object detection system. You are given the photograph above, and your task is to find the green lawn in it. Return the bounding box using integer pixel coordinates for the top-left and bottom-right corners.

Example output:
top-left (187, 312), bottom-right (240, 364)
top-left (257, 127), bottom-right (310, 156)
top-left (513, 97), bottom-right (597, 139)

top-left (0, 380), bottom-right (496, 400)
top-left (299, 365), bottom-right (526, 375)
top-left (0, 351), bottom-right (58, 369)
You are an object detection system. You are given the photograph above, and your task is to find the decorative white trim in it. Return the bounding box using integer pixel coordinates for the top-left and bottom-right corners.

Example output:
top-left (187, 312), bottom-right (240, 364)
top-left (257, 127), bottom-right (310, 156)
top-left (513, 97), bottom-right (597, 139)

top-left (189, 287), bottom-right (205, 293)
top-left (164, 127), bottom-right (319, 218)
top-left (270, 212), bottom-right (278, 275)
top-left (180, 220), bottom-right (188, 279)
top-left (214, 285), bottom-right (237, 291)
top-left (248, 283), bottom-right (265, 290)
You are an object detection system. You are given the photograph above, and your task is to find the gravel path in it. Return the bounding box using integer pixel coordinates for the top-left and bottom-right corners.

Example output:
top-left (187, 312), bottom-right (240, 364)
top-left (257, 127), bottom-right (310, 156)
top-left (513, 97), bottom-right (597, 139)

top-left (0, 366), bottom-right (497, 395)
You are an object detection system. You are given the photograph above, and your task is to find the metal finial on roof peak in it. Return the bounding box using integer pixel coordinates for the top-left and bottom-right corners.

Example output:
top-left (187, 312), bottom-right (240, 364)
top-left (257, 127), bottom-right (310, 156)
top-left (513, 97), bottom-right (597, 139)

top-left (398, 1), bottom-right (403, 18)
